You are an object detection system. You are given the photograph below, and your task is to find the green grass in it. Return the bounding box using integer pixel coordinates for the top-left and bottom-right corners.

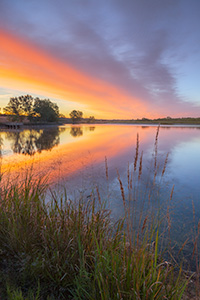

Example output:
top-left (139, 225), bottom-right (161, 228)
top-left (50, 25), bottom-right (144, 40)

top-left (0, 171), bottom-right (190, 300)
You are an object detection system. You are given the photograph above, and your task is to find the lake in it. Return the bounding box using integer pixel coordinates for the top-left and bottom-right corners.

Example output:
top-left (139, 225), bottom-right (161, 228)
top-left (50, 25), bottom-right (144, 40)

top-left (0, 124), bottom-right (200, 267)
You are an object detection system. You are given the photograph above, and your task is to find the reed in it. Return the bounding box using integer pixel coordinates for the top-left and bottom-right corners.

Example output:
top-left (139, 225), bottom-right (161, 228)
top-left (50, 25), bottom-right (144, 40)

top-left (0, 169), bottom-right (189, 300)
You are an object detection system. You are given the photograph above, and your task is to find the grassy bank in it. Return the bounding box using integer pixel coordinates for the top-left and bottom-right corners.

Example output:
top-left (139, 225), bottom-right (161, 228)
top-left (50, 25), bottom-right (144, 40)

top-left (0, 172), bottom-right (190, 300)
top-left (92, 117), bottom-right (200, 125)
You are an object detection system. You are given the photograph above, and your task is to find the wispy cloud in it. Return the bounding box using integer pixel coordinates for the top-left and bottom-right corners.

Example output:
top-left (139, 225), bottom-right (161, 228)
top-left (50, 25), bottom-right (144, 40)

top-left (0, 30), bottom-right (152, 118)
top-left (0, 0), bottom-right (199, 117)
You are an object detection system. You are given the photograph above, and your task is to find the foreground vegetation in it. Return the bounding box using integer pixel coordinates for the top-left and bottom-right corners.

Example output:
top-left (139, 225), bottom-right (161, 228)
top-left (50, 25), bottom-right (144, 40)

top-left (0, 171), bottom-right (191, 300)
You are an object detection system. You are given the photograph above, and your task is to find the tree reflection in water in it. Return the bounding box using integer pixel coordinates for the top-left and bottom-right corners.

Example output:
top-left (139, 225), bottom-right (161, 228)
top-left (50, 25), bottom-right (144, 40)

top-left (70, 127), bottom-right (83, 137)
top-left (69, 126), bottom-right (95, 137)
top-left (3, 125), bottom-right (96, 155)
top-left (35, 128), bottom-right (60, 153)
top-left (89, 126), bottom-right (95, 131)
top-left (6, 127), bottom-right (60, 156)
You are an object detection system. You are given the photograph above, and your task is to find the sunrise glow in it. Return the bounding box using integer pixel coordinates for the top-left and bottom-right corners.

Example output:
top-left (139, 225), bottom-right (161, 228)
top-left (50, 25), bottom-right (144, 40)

top-left (0, 30), bottom-right (152, 119)
top-left (0, 0), bottom-right (199, 118)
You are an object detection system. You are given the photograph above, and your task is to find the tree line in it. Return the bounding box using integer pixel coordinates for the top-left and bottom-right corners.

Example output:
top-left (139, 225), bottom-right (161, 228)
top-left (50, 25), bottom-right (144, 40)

top-left (3, 95), bottom-right (95, 124)
top-left (3, 95), bottom-right (59, 123)
top-left (69, 110), bottom-right (95, 123)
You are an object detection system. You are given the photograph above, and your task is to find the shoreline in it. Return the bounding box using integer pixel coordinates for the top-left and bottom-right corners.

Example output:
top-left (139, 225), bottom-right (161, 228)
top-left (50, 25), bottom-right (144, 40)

top-left (1, 122), bottom-right (200, 131)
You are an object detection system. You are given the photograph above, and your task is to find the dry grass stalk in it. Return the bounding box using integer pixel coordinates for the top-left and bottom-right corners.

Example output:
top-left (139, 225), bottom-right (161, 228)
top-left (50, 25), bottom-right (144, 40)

top-left (161, 152), bottom-right (169, 177)
top-left (138, 151), bottom-right (143, 180)
top-left (153, 169), bottom-right (157, 185)
top-left (142, 216), bottom-right (148, 232)
top-left (170, 184), bottom-right (174, 201)
top-left (192, 221), bottom-right (200, 260)
top-left (178, 238), bottom-right (189, 254)
top-left (96, 185), bottom-right (101, 205)
top-left (127, 162), bottom-right (130, 189)
top-left (130, 171), bottom-right (133, 190)
top-left (117, 170), bottom-right (125, 208)
top-left (166, 206), bottom-right (171, 251)
top-left (134, 133), bottom-right (139, 172)
top-left (105, 156), bottom-right (108, 181)
top-left (154, 125), bottom-right (160, 170)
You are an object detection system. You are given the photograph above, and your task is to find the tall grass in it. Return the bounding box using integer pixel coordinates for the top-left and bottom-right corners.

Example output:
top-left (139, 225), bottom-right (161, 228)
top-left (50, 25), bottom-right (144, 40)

top-left (0, 169), bottom-right (189, 300)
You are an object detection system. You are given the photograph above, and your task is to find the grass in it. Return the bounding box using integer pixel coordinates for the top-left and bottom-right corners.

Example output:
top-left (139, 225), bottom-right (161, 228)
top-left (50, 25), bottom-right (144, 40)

top-left (0, 169), bottom-right (190, 300)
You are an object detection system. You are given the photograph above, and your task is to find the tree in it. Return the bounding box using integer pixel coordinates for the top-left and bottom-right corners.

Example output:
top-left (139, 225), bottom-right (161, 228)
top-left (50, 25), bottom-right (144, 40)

top-left (3, 95), bottom-right (34, 122)
top-left (69, 110), bottom-right (83, 124)
top-left (33, 98), bottom-right (59, 122)
top-left (87, 116), bottom-right (95, 123)
top-left (4, 95), bottom-right (35, 122)
top-left (59, 113), bottom-right (66, 118)
top-left (20, 95), bottom-right (34, 121)
top-left (4, 95), bottom-right (60, 123)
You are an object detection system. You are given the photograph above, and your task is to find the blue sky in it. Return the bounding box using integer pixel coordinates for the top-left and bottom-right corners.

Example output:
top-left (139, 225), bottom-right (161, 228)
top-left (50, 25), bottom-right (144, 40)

top-left (0, 0), bottom-right (199, 118)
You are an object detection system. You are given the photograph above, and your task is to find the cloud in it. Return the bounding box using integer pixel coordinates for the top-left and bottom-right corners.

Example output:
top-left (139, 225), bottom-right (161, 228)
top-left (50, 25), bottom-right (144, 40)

top-left (0, 0), bottom-right (199, 117)
top-left (0, 30), bottom-right (153, 118)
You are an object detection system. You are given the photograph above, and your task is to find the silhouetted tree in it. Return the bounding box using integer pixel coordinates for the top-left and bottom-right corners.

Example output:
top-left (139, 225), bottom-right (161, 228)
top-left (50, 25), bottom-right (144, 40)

top-left (21, 95), bottom-right (35, 121)
top-left (87, 116), bottom-right (95, 123)
top-left (4, 97), bottom-right (25, 122)
top-left (69, 110), bottom-right (83, 124)
top-left (33, 98), bottom-right (59, 122)
top-left (59, 113), bottom-right (66, 118)
top-left (4, 95), bottom-right (34, 122)
top-left (4, 95), bottom-right (60, 123)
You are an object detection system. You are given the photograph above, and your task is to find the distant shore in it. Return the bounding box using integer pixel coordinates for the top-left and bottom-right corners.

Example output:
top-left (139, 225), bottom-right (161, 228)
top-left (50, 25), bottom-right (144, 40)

top-left (91, 117), bottom-right (200, 126)
top-left (62, 116), bottom-right (200, 126)
top-left (0, 115), bottom-right (200, 129)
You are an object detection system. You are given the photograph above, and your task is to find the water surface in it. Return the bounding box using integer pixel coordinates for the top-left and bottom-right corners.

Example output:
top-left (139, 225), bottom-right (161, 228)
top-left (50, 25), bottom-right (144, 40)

top-left (1, 124), bottom-right (200, 266)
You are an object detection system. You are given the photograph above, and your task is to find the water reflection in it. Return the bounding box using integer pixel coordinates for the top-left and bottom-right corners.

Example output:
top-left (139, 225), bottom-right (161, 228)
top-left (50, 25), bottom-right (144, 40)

top-left (0, 124), bottom-right (199, 270)
top-left (70, 127), bottom-right (83, 137)
top-left (69, 126), bottom-right (96, 137)
top-left (35, 128), bottom-right (60, 153)
top-left (5, 127), bottom-right (60, 155)
top-left (0, 125), bottom-right (97, 157)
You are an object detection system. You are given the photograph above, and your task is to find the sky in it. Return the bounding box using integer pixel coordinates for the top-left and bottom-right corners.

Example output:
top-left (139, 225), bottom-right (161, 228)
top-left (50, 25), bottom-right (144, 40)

top-left (0, 0), bottom-right (200, 119)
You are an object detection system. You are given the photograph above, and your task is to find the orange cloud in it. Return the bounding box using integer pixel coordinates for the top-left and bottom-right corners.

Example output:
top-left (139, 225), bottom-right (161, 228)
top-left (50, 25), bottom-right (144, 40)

top-left (0, 30), bottom-right (153, 119)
